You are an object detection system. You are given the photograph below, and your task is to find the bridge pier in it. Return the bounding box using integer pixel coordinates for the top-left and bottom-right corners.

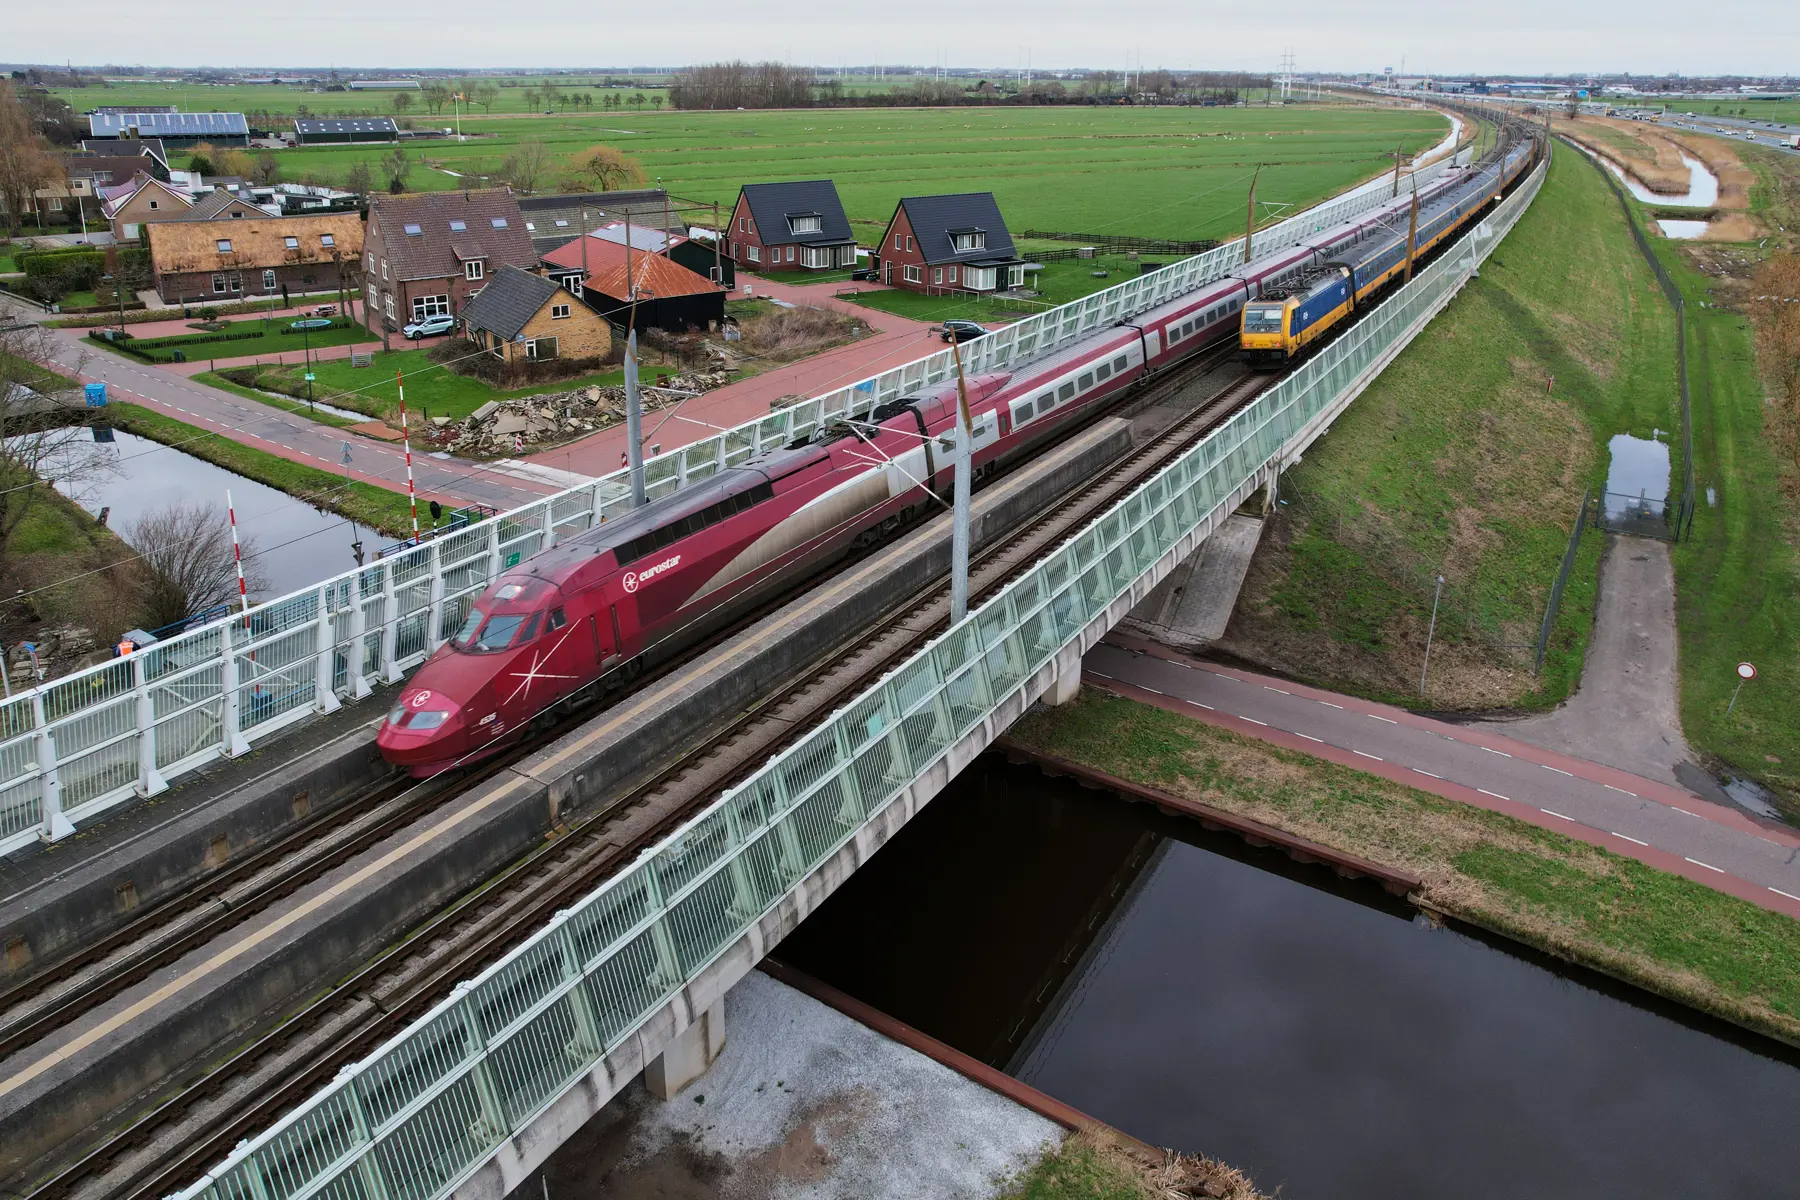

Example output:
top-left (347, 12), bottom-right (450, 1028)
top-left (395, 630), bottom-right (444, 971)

top-left (1044, 667), bottom-right (1081, 707)
top-left (645, 998), bottom-right (726, 1100)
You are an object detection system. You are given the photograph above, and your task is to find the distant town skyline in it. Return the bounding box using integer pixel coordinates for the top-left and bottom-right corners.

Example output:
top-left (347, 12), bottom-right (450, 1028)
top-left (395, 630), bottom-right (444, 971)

top-left (9, 0), bottom-right (1798, 78)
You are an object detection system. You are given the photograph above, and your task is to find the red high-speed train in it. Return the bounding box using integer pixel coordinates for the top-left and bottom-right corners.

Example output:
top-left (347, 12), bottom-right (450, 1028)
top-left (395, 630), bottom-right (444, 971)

top-left (378, 142), bottom-right (1533, 774)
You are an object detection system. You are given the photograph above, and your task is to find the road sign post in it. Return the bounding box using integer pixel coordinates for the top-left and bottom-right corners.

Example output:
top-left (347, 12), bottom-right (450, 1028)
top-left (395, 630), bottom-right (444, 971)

top-left (1726, 661), bottom-right (1757, 717)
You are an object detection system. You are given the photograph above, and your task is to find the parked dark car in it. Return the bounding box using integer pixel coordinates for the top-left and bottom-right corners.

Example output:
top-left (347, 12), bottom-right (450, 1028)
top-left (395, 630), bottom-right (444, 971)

top-left (940, 320), bottom-right (989, 343)
top-left (850, 266), bottom-right (878, 282)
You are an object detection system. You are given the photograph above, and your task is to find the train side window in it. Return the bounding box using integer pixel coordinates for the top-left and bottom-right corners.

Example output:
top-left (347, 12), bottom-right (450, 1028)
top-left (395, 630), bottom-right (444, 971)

top-left (1036, 393), bottom-right (1053, 415)
top-left (1078, 372), bottom-right (1094, 391)
top-left (1011, 400), bottom-right (1033, 427)
top-left (1095, 362), bottom-right (1112, 381)
top-left (547, 607), bottom-right (567, 631)
top-left (1167, 327), bottom-right (1180, 343)
top-left (1113, 355), bottom-right (1128, 371)
top-left (1058, 381), bottom-right (1075, 401)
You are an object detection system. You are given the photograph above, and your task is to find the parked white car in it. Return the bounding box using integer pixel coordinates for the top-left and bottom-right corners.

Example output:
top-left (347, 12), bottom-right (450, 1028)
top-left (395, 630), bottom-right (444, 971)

top-left (403, 314), bottom-right (455, 340)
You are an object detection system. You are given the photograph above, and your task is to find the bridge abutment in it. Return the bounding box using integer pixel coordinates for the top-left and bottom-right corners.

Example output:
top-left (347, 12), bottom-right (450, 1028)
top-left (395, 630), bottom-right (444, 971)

top-left (645, 998), bottom-right (726, 1100)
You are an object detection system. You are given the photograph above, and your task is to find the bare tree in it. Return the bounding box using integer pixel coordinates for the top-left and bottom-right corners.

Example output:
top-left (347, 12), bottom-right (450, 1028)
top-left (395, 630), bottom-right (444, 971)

top-left (562, 144), bottom-right (646, 192)
top-left (500, 140), bottom-right (553, 194)
top-left (392, 91), bottom-right (414, 114)
top-left (381, 147), bottom-right (411, 193)
top-left (343, 160), bottom-right (374, 197)
top-left (252, 150), bottom-right (282, 186)
top-left (0, 79), bottom-right (58, 235)
top-left (0, 327), bottom-right (103, 586)
top-left (127, 502), bottom-right (268, 631)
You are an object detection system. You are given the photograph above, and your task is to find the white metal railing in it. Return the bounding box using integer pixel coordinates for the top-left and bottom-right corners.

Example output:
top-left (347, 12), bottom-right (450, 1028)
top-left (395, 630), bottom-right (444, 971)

top-left (170, 154), bottom-right (1544, 1200)
top-left (0, 155), bottom-right (1460, 858)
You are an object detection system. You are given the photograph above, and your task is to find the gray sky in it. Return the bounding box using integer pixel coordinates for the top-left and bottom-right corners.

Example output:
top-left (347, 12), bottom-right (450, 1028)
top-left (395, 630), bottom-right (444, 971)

top-left (13, 0), bottom-right (1798, 77)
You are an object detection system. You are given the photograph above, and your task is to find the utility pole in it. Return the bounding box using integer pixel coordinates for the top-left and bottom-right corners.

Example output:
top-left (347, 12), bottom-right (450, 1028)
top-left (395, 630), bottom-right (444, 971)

top-left (625, 328), bottom-right (646, 506)
top-left (579, 207), bottom-right (588, 286)
top-left (1242, 165), bottom-right (1260, 264)
top-left (948, 330), bottom-right (974, 623)
top-left (712, 200), bottom-right (722, 284)
top-left (1391, 140), bottom-right (1404, 198)
top-left (1402, 178), bottom-right (1420, 283)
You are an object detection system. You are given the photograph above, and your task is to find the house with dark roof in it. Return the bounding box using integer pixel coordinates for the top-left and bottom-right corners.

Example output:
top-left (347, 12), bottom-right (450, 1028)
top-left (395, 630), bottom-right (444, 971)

top-left (459, 266), bottom-right (611, 368)
top-left (540, 235), bottom-right (727, 333)
top-left (294, 117), bottom-right (399, 145)
top-left (516, 189), bottom-right (688, 258)
top-left (362, 188), bottom-right (538, 333)
top-left (726, 180), bottom-right (856, 272)
top-left (876, 193), bottom-right (1024, 294)
top-left (86, 111), bottom-right (249, 148)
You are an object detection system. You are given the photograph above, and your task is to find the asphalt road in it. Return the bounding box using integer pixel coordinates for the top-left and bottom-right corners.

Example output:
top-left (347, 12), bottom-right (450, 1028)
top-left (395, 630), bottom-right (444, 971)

top-left (5, 295), bottom-right (571, 512)
top-left (1084, 637), bottom-right (1800, 920)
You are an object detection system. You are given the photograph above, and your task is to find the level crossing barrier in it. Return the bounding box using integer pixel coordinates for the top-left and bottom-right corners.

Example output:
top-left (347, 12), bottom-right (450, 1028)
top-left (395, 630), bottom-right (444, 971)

top-left (170, 154), bottom-right (1545, 1200)
top-left (0, 155), bottom-right (1456, 858)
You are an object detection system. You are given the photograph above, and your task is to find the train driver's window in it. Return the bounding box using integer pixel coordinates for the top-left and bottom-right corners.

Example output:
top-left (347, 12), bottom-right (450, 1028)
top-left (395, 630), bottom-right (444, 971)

top-left (548, 608), bottom-right (568, 631)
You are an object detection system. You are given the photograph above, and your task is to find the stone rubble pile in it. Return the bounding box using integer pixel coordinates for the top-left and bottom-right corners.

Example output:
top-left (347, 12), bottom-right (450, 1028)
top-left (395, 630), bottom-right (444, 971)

top-left (441, 370), bottom-right (730, 454)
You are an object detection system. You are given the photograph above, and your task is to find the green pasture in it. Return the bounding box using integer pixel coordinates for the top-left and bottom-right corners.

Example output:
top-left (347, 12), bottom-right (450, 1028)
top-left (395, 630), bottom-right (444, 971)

top-left (174, 105), bottom-right (1442, 243)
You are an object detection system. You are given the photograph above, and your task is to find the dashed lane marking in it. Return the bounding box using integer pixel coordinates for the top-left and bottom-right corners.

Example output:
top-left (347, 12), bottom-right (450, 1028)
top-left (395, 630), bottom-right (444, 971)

top-left (1771, 887), bottom-right (1800, 903)
top-left (1294, 732), bottom-right (1324, 743)
top-left (1185, 700), bottom-right (1214, 711)
top-left (1264, 686), bottom-right (1290, 694)
top-left (1353, 750), bottom-right (1382, 761)
top-left (1612, 832), bottom-right (1649, 846)
top-left (1140, 687), bottom-right (1164, 696)
top-left (1542, 765), bottom-right (1574, 776)
top-left (1481, 747), bottom-right (1511, 757)
top-left (1368, 715), bottom-right (1397, 724)
top-left (1604, 785), bottom-right (1639, 797)
top-left (1541, 809), bottom-right (1573, 821)
top-left (1478, 788), bottom-right (1510, 800)
top-left (1413, 768), bottom-right (1442, 779)
top-left (1685, 857), bottom-right (1726, 874)
top-left (1673, 807), bottom-right (1701, 818)
top-left (1240, 717), bottom-right (1268, 727)
top-left (1089, 670), bottom-right (1113, 680)
top-left (1319, 701), bottom-right (1344, 709)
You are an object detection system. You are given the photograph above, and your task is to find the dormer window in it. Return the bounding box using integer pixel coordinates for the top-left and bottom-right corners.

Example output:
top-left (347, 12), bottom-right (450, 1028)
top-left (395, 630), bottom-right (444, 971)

top-left (284, 236), bottom-right (300, 249)
top-left (788, 214), bottom-right (822, 234)
top-left (216, 239), bottom-right (232, 252)
top-left (403, 223), bottom-right (423, 236)
top-left (952, 230), bottom-right (987, 252)
top-left (465, 260), bottom-right (484, 281)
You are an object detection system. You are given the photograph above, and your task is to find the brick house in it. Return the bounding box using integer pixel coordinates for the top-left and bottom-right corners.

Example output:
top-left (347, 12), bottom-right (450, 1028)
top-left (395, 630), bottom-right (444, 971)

top-left (458, 266), bottom-right (611, 367)
top-left (541, 234), bottom-right (727, 333)
top-left (147, 212), bottom-right (364, 304)
top-left (101, 177), bottom-right (192, 241)
top-left (725, 180), bottom-right (856, 272)
top-left (875, 193), bottom-right (1025, 294)
top-left (362, 189), bottom-right (538, 334)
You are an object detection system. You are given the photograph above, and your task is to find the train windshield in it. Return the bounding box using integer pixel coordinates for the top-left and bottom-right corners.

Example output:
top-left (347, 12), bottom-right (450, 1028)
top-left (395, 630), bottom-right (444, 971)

top-left (451, 577), bottom-right (559, 653)
top-left (1243, 306), bottom-right (1285, 333)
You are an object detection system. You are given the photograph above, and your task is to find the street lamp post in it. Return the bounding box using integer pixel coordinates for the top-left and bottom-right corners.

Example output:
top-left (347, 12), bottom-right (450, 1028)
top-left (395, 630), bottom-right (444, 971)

top-left (302, 320), bottom-right (314, 410)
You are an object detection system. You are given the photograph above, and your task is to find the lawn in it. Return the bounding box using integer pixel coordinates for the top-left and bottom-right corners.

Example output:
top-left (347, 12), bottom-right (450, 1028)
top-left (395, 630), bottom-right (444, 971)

top-left (843, 254), bottom-right (1161, 325)
top-left (1216, 141), bottom-right (1675, 711)
top-left (216, 346), bottom-right (677, 424)
top-left (128, 105), bottom-right (1446, 247)
top-left (1009, 689), bottom-right (1800, 1049)
top-left (96, 317), bottom-right (374, 363)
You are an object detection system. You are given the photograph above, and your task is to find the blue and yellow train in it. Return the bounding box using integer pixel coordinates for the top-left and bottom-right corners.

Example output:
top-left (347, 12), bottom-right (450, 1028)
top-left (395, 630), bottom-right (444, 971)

top-left (1240, 137), bottom-right (1537, 366)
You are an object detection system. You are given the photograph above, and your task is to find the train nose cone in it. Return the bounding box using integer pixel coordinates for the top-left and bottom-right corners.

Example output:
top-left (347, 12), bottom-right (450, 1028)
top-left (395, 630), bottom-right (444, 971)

top-left (377, 688), bottom-right (466, 775)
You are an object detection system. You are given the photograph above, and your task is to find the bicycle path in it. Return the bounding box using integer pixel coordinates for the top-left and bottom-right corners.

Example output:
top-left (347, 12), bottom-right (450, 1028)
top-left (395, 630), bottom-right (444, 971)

top-left (1083, 635), bottom-right (1800, 921)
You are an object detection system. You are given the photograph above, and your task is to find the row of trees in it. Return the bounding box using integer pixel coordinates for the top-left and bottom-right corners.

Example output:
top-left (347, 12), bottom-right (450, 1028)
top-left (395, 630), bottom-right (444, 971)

top-left (669, 62), bottom-right (817, 111)
top-left (669, 62), bottom-right (1271, 110)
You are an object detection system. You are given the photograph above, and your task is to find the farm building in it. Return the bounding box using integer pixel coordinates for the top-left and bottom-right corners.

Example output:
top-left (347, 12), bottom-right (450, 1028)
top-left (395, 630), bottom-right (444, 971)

top-left (147, 212), bottom-right (364, 304)
top-left (586, 222), bottom-right (733, 288)
top-left (346, 79), bottom-right (420, 90)
top-left (86, 111), bottom-right (249, 148)
top-left (294, 117), bottom-right (400, 145)
top-left (540, 236), bottom-right (726, 334)
top-left (875, 192), bottom-right (1025, 294)
top-left (725, 180), bottom-right (856, 272)
top-left (362, 189), bottom-right (538, 333)
top-left (458, 266), bottom-right (611, 369)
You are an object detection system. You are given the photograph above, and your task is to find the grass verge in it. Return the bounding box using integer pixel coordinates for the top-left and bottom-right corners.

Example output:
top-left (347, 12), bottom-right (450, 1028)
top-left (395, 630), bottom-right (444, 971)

top-left (1009, 689), bottom-right (1800, 1048)
top-left (190, 370), bottom-right (359, 429)
top-left (1217, 141), bottom-right (1676, 711)
top-left (107, 402), bottom-right (417, 537)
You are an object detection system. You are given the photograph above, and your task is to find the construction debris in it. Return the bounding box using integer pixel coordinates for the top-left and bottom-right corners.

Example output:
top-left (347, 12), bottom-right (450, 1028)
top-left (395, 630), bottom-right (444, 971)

top-left (438, 371), bottom-right (729, 456)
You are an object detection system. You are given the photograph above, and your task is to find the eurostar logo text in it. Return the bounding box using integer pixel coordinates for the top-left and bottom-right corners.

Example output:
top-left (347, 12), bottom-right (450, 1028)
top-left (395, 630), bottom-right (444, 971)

top-left (622, 554), bottom-right (680, 594)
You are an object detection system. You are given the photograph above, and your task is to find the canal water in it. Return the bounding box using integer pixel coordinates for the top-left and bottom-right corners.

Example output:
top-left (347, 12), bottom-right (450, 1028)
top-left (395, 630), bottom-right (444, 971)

top-left (1599, 151), bottom-right (1719, 207)
top-left (777, 759), bottom-right (1800, 1198)
top-left (43, 429), bottom-right (367, 600)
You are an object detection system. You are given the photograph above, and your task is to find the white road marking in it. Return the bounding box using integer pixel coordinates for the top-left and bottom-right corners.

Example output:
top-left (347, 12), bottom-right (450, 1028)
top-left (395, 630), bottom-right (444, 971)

top-left (1611, 832), bottom-right (1649, 846)
top-left (1212, 672), bottom-right (1239, 682)
top-left (1353, 750), bottom-right (1383, 761)
top-left (1294, 733), bottom-right (1324, 743)
top-left (1477, 788), bottom-right (1510, 800)
top-left (1264, 686), bottom-right (1290, 694)
top-left (1672, 807), bottom-right (1701, 818)
top-left (1413, 768), bottom-right (1442, 779)
top-left (1770, 887), bottom-right (1800, 903)
top-left (1542, 765), bottom-right (1574, 776)
top-left (1481, 747), bottom-right (1511, 757)
top-left (1685, 857), bottom-right (1726, 874)
top-left (1541, 809), bottom-right (1573, 821)
top-left (1604, 785), bottom-right (1639, 797)
top-left (1319, 701), bottom-right (1344, 709)
top-left (1185, 700), bottom-right (1214, 711)
top-left (1240, 717), bottom-right (1268, 727)
top-left (1368, 715), bottom-right (1397, 724)
top-left (1140, 687), bottom-right (1164, 696)
top-left (1088, 670), bottom-right (1113, 680)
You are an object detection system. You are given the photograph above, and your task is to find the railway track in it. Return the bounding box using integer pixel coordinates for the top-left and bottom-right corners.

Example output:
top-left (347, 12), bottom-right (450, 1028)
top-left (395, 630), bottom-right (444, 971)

top-left (27, 342), bottom-right (1268, 1200)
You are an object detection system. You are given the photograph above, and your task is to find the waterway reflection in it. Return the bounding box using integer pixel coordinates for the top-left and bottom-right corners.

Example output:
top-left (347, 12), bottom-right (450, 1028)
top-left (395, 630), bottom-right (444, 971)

top-left (780, 759), bottom-right (1800, 1199)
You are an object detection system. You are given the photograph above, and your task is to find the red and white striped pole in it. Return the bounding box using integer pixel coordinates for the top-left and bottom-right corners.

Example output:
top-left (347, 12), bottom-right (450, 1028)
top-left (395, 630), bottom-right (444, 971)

top-left (397, 369), bottom-right (419, 544)
top-left (227, 489), bottom-right (249, 626)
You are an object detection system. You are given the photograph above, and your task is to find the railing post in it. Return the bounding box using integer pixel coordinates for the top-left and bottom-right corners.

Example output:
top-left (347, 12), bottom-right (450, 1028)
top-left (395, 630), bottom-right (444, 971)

top-left (345, 569), bottom-right (371, 700)
top-left (218, 621), bottom-right (251, 757)
top-left (424, 542), bottom-right (446, 655)
top-left (486, 517), bottom-right (504, 579)
top-left (453, 989), bottom-right (513, 1137)
top-left (133, 654), bottom-right (168, 798)
top-left (539, 501), bottom-right (558, 551)
top-left (314, 585), bottom-right (341, 714)
top-left (378, 565), bottom-right (402, 684)
top-left (33, 694), bottom-right (72, 842)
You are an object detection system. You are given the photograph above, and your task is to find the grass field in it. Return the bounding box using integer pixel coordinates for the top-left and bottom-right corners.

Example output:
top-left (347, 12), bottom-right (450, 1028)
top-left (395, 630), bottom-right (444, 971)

top-left (160, 105), bottom-right (1445, 244)
top-left (98, 317), bottom-right (372, 361)
top-left (1218, 142), bottom-right (1675, 711)
top-left (1661, 98), bottom-right (1800, 124)
top-left (843, 253), bottom-right (1161, 324)
top-left (1009, 689), bottom-right (1800, 1048)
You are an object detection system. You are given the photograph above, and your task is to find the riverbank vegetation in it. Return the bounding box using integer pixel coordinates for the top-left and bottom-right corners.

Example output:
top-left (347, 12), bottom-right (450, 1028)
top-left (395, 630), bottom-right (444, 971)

top-left (1218, 142), bottom-right (1673, 711)
top-left (999, 1130), bottom-right (1266, 1200)
top-left (1009, 690), bottom-right (1800, 1048)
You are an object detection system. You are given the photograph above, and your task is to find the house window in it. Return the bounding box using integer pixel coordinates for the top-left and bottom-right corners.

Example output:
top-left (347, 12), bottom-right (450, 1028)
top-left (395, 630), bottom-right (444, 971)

top-left (216, 239), bottom-right (232, 252)
top-left (149, 199), bottom-right (159, 210)
top-left (905, 235), bottom-right (915, 252)
top-left (263, 269), bottom-right (277, 290)
top-left (320, 233), bottom-right (335, 247)
top-left (382, 259), bottom-right (389, 280)
top-left (384, 293), bottom-right (396, 320)
top-left (525, 336), bottom-right (557, 361)
top-left (366, 251), bottom-right (374, 272)
top-left (948, 266), bottom-right (957, 284)
top-left (933, 267), bottom-right (943, 284)
top-left (1008, 265), bottom-right (1025, 288)
top-left (212, 274), bottom-right (228, 293)
top-left (903, 264), bottom-right (922, 284)
top-left (788, 214), bottom-right (821, 234)
top-left (366, 283), bottom-right (376, 308)
top-left (284, 236), bottom-right (299, 249)
top-left (491, 217), bottom-right (508, 229)
top-left (465, 260), bottom-right (484, 281)
top-left (412, 294), bottom-right (450, 319)
top-left (747, 245), bottom-right (761, 263)
top-left (952, 231), bottom-right (986, 252)
top-left (231, 211), bottom-right (243, 218)
top-left (566, 277), bottom-right (583, 297)
top-left (893, 232), bottom-right (903, 252)
top-left (554, 219), bottom-right (569, 228)
top-left (551, 303), bottom-right (570, 320)
top-left (739, 216), bottom-right (748, 232)
top-left (449, 220), bottom-right (466, 231)
top-left (801, 245), bottom-right (832, 269)
top-left (786, 246), bottom-right (796, 262)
